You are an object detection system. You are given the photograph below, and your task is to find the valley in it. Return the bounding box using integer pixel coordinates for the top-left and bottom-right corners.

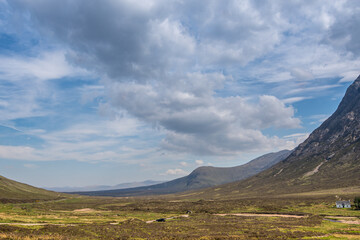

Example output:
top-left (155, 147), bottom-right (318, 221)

top-left (1, 76), bottom-right (360, 239)
top-left (2, 1), bottom-right (360, 239)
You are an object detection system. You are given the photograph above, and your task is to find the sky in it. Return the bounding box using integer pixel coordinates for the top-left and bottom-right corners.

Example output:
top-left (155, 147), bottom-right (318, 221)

top-left (0, 0), bottom-right (359, 188)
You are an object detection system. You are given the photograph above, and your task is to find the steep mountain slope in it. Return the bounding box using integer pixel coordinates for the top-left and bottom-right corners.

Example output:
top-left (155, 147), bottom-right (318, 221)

top-left (74, 150), bottom-right (291, 197)
top-left (199, 75), bottom-right (360, 199)
top-left (0, 175), bottom-right (65, 201)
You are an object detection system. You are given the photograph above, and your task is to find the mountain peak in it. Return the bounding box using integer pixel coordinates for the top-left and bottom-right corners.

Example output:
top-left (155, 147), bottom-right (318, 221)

top-left (290, 74), bottom-right (360, 159)
top-left (73, 150), bottom-right (290, 197)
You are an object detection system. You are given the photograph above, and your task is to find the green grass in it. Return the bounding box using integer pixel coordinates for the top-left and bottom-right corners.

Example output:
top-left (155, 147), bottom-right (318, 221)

top-left (0, 194), bottom-right (359, 239)
top-left (300, 220), bottom-right (360, 239)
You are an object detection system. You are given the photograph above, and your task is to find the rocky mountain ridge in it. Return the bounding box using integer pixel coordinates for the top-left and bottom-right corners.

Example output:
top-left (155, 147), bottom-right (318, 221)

top-left (290, 75), bottom-right (360, 160)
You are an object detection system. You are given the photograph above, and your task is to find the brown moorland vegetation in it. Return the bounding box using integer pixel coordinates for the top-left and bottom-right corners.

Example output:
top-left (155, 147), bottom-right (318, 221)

top-left (0, 192), bottom-right (359, 239)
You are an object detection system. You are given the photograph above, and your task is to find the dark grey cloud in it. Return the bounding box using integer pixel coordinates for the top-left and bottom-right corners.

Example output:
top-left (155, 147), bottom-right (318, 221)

top-left (11, 0), bottom-right (166, 81)
top-left (11, 0), bottom-right (286, 78)
top-left (326, 12), bottom-right (360, 56)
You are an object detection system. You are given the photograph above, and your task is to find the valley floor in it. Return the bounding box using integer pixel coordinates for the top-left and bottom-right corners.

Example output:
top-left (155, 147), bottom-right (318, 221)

top-left (0, 194), bottom-right (359, 239)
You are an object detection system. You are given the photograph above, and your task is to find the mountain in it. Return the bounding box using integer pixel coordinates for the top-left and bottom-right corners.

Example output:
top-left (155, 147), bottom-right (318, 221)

top-left (46, 180), bottom-right (163, 192)
top-left (197, 75), bottom-right (360, 199)
top-left (73, 150), bottom-right (291, 197)
top-left (0, 175), bottom-right (65, 202)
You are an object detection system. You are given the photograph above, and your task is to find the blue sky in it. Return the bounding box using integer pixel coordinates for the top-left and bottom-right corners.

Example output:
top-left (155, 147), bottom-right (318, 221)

top-left (0, 0), bottom-right (359, 188)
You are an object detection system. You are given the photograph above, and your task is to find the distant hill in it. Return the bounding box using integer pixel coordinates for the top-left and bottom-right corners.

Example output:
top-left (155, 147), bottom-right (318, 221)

top-left (0, 175), bottom-right (65, 202)
top-left (73, 150), bottom-right (291, 197)
top-left (197, 75), bottom-right (360, 199)
top-left (46, 180), bottom-right (163, 192)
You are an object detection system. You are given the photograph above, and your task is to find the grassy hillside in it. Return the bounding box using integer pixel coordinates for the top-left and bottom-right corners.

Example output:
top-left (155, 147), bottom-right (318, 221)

top-left (0, 175), bottom-right (65, 201)
top-left (191, 142), bottom-right (360, 199)
top-left (74, 150), bottom-right (291, 197)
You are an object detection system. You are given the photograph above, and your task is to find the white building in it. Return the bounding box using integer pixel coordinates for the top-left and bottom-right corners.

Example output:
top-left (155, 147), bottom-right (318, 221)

top-left (336, 200), bottom-right (351, 208)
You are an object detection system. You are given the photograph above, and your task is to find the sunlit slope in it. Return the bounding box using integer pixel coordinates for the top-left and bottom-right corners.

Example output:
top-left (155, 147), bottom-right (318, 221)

top-left (196, 75), bottom-right (360, 199)
top-left (0, 175), bottom-right (64, 201)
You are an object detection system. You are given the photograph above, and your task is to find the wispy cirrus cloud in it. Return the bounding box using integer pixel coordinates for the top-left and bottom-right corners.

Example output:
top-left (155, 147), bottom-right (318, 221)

top-left (0, 51), bottom-right (88, 122)
top-left (0, 116), bottom-right (162, 163)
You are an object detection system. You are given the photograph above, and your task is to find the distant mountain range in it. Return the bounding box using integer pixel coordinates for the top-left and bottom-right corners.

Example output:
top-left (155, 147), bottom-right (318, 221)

top-left (46, 180), bottom-right (163, 192)
top-left (72, 150), bottom-right (291, 197)
top-left (195, 74), bottom-right (360, 199)
top-left (0, 175), bottom-right (64, 202)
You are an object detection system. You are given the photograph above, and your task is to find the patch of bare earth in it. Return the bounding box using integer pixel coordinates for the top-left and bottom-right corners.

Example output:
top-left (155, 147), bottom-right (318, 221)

top-left (325, 216), bottom-right (360, 224)
top-left (72, 208), bottom-right (98, 213)
top-left (303, 161), bottom-right (325, 177)
top-left (274, 168), bottom-right (283, 177)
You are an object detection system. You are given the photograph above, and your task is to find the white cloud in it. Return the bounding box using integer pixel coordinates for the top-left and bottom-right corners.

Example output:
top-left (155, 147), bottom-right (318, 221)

top-left (0, 142), bottom-right (157, 163)
top-left (195, 160), bottom-right (204, 165)
top-left (286, 84), bottom-right (341, 96)
top-left (108, 78), bottom-right (301, 155)
top-left (282, 97), bottom-right (312, 104)
top-left (282, 133), bottom-right (310, 150)
top-left (284, 133), bottom-right (309, 139)
top-left (339, 71), bottom-right (360, 83)
top-left (308, 114), bottom-right (330, 125)
top-left (180, 161), bottom-right (188, 167)
top-left (290, 68), bottom-right (314, 81)
top-left (41, 117), bottom-right (141, 142)
top-left (24, 164), bottom-right (37, 169)
top-left (0, 51), bottom-right (82, 81)
top-left (163, 168), bottom-right (187, 176)
top-left (0, 145), bottom-right (37, 160)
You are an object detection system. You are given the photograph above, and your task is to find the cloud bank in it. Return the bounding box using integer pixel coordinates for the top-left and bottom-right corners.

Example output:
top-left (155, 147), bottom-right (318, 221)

top-left (4, 0), bottom-right (360, 158)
